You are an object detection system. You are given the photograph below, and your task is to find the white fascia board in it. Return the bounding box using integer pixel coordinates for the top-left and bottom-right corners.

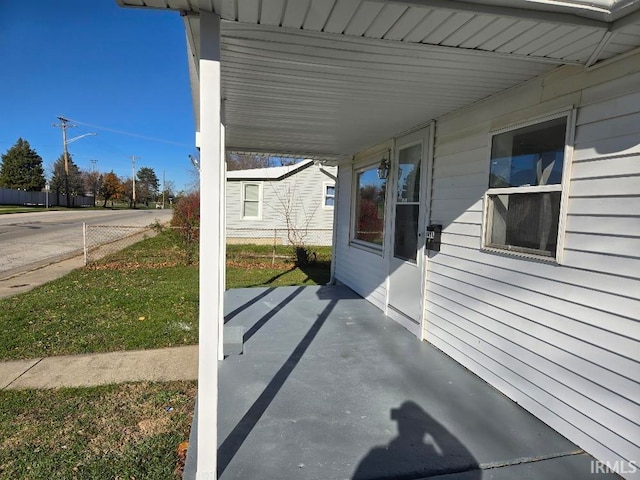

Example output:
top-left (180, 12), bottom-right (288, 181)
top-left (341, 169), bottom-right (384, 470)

top-left (117, 0), bottom-right (640, 24)
top-left (184, 14), bottom-right (201, 136)
top-left (226, 159), bottom-right (314, 180)
top-left (375, 0), bottom-right (612, 25)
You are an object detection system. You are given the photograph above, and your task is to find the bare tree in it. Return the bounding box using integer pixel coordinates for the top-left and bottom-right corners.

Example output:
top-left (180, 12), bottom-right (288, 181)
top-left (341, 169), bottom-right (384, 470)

top-left (266, 177), bottom-right (320, 265)
top-left (82, 170), bottom-right (102, 207)
top-left (227, 152), bottom-right (273, 171)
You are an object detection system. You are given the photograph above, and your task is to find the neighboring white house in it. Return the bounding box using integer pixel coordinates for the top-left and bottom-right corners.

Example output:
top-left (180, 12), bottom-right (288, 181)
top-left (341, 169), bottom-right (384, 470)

top-left (226, 159), bottom-right (336, 246)
top-left (116, 1), bottom-right (640, 479)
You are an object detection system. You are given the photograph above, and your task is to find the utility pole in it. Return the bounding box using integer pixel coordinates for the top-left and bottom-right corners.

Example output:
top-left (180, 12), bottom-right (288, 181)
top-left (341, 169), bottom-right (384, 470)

top-left (53, 116), bottom-right (76, 207)
top-left (90, 160), bottom-right (98, 207)
top-left (130, 155), bottom-right (139, 208)
top-left (162, 170), bottom-right (166, 209)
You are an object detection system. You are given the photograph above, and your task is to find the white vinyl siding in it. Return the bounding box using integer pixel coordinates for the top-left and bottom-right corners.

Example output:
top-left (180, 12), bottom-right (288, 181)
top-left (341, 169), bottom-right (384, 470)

top-left (226, 163), bottom-right (337, 245)
top-left (426, 55), bottom-right (640, 477)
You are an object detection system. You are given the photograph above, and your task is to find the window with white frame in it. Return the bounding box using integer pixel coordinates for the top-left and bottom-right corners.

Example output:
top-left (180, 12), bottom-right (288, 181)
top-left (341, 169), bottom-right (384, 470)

top-left (484, 114), bottom-right (571, 258)
top-left (323, 183), bottom-right (335, 208)
top-left (353, 164), bottom-right (386, 247)
top-left (242, 182), bottom-right (261, 219)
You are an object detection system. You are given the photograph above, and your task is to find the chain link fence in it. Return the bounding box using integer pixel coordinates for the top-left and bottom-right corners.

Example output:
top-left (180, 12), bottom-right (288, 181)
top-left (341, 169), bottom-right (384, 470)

top-left (83, 224), bottom-right (157, 265)
top-left (226, 228), bottom-right (333, 265)
top-left (227, 228), bottom-right (333, 264)
top-left (83, 225), bottom-right (333, 266)
top-left (226, 228), bottom-right (333, 247)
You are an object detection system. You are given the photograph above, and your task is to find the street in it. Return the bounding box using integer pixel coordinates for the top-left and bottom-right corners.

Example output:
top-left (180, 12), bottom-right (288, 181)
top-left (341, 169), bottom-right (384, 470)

top-left (0, 209), bottom-right (173, 278)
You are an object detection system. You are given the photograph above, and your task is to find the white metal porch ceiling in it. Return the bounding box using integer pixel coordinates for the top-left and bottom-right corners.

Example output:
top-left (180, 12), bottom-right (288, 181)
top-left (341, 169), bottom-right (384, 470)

top-left (215, 21), bottom-right (557, 156)
top-left (117, 0), bottom-right (640, 158)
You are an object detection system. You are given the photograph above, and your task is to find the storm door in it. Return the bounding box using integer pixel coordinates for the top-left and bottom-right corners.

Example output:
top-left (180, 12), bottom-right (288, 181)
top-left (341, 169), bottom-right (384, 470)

top-left (387, 128), bottom-right (430, 336)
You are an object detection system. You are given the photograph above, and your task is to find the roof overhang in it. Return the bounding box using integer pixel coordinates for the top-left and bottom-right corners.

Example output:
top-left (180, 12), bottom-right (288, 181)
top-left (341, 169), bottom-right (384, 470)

top-left (117, 0), bottom-right (640, 158)
top-left (226, 158), bottom-right (315, 180)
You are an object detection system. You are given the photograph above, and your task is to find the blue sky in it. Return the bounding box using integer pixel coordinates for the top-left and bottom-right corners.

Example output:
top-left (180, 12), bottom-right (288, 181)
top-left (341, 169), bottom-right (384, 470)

top-left (0, 1), bottom-right (196, 192)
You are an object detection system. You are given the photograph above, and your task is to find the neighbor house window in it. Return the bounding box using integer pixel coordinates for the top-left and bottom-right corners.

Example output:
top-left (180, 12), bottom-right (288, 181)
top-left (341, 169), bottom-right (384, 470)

top-left (324, 183), bottom-right (335, 208)
top-left (484, 114), bottom-right (571, 258)
top-left (353, 164), bottom-right (386, 247)
top-left (242, 182), bottom-right (261, 219)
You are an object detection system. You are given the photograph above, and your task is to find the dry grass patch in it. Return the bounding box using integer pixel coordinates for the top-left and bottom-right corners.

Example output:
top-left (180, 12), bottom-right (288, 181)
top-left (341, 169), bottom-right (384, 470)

top-left (0, 381), bottom-right (196, 479)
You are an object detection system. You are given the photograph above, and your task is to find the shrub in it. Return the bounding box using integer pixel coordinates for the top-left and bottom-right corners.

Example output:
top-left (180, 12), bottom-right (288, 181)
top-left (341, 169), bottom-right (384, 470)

top-left (171, 192), bottom-right (200, 264)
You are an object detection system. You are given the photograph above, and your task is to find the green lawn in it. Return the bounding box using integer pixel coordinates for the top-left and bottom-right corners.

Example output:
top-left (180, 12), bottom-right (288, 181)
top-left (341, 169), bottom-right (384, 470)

top-left (0, 265), bottom-right (200, 360)
top-left (0, 381), bottom-right (195, 479)
top-left (0, 233), bottom-right (199, 360)
top-left (226, 243), bottom-right (331, 287)
top-left (0, 231), bottom-right (331, 360)
top-left (0, 206), bottom-right (69, 214)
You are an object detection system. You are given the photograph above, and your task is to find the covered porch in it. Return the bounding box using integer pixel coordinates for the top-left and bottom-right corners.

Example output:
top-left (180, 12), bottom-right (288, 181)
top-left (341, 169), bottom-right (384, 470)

top-left (185, 285), bottom-right (616, 479)
top-left (113, 1), bottom-right (640, 477)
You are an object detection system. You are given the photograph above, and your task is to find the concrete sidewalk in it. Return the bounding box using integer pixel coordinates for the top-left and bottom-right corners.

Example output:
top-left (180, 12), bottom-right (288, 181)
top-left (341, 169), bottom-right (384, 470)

top-left (0, 254), bottom-right (85, 299)
top-left (0, 345), bottom-right (198, 390)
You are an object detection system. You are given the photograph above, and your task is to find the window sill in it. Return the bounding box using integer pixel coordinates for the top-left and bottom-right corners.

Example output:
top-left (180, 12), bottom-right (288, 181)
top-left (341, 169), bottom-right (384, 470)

top-left (349, 240), bottom-right (384, 257)
top-left (482, 245), bottom-right (560, 265)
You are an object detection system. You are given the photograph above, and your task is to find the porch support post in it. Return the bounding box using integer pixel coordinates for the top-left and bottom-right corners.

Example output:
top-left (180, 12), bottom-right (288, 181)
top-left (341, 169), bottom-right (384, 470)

top-left (197, 10), bottom-right (222, 479)
top-left (218, 116), bottom-right (226, 361)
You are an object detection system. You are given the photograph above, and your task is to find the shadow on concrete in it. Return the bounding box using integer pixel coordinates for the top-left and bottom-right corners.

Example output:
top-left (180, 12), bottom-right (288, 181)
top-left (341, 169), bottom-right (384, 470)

top-left (352, 401), bottom-right (480, 480)
top-left (224, 287), bottom-right (276, 324)
top-left (242, 286), bottom-right (305, 343)
top-left (218, 296), bottom-right (339, 477)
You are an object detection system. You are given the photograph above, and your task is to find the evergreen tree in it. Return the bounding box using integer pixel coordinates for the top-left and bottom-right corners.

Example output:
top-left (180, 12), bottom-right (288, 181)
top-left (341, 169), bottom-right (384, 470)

top-left (50, 154), bottom-right (84, 206)
top-left (0, 138), bottom-right (46, 191)
top-left (136, 167), bottom-right (159, 206)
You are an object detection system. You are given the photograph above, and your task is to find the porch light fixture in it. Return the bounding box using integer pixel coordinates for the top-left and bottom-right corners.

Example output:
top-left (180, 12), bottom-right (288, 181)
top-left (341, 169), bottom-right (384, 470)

top-left (377, 157), bottom-right (389, 180)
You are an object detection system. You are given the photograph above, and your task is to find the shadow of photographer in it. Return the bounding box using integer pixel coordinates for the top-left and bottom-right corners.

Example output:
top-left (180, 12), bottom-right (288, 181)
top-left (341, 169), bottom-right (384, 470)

top-left (352, 401), bottom-right (481, 480)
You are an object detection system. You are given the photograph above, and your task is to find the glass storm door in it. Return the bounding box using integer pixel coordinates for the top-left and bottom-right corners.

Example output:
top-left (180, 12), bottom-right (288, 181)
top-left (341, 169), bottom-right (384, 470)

top-left (387, 129), bottom-right (429, 336)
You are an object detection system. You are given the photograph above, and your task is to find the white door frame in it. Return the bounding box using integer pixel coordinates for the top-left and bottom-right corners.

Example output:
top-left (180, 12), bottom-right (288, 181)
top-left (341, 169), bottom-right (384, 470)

top-left (385, 124), bottom-right (433, 339)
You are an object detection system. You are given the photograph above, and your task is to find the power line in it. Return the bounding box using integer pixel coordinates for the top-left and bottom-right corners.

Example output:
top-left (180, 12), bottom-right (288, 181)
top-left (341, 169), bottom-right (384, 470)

top-left (65, 117), bottom-right (191, 148)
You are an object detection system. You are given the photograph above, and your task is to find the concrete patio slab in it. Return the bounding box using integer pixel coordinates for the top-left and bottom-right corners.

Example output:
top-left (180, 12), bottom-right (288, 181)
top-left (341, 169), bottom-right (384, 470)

top-left (0, 358), bottom-right (42, 389)
top-left (439, 452), bottom-right (616, 479)
top-left (187, 285), bottom-right (618, 480)
top-left (5, 345), bottom-right (198, 389)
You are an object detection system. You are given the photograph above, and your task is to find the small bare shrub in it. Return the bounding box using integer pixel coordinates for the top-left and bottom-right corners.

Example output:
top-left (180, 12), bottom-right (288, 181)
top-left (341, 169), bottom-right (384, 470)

top-left (171, 192), bottom-right (200, 264)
